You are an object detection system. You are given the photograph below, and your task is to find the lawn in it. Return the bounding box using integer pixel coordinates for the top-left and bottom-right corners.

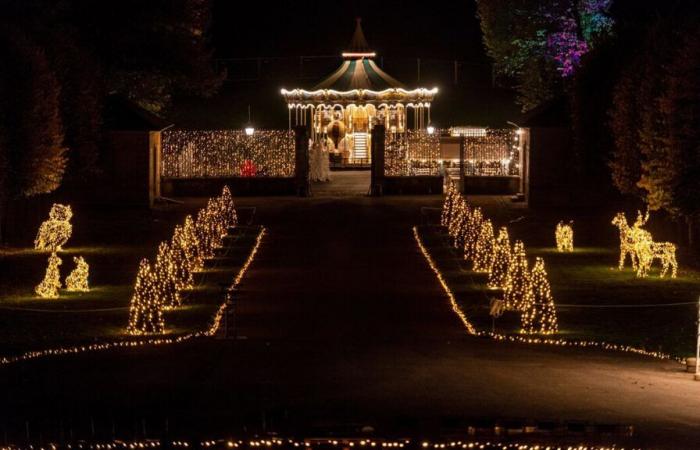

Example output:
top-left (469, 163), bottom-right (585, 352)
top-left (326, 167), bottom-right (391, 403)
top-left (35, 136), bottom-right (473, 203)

top-left (418, 197), bottom-right (700, 358)
top-left (0, 201), bottom-right (258, 358)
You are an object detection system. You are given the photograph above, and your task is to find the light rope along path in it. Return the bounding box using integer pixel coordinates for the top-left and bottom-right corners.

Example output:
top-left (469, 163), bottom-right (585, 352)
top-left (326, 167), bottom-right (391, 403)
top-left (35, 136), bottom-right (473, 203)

top-left (0, 227), bottom-right (266, 367)
top-left (412, 226), bottom-right (685, 364)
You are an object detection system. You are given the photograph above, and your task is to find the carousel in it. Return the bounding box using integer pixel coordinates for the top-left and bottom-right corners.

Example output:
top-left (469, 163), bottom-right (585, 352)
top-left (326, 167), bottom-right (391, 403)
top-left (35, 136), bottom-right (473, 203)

top-left (281, 19), bottom-right (438, 166)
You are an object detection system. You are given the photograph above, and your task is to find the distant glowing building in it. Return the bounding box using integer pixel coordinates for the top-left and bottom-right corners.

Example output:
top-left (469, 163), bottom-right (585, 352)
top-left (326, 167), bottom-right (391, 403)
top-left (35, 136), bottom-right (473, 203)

top-left (281, 19), bottom-right (438, 165)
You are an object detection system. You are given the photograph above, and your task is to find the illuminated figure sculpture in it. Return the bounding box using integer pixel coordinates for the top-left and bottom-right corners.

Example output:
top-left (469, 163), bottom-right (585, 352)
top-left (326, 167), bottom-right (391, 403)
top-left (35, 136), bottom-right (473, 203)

top-left (34, 204), bottom-right (73, 252)
top-left (65, 256), bottom-right (90, 292)
top-left (36, 253), bottom-right (63, 298)
top-left (555, 221), bottom-right (574, 252)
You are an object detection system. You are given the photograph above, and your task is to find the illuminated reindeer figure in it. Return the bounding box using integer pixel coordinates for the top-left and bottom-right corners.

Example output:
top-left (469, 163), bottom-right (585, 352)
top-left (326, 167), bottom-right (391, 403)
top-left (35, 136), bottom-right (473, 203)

top-left (611, 212), bottom-right (649, 271)
top-left (612, 210), bottom-right (678, 278)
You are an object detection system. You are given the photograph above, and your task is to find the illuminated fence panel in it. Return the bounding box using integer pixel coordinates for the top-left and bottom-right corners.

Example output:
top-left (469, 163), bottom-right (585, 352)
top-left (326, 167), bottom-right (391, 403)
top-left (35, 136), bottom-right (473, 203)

top-left (453, 128), bottom-right (520, 177)
top-left (384, 130), bottom-right (441, 176)
top-left (162, 130), bottom-right (295, 178)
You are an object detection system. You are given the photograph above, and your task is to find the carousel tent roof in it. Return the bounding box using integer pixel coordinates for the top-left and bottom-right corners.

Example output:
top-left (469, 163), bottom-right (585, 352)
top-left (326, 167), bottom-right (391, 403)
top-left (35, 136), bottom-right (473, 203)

top-left (313, 58), bottom-right (405, 90)
top-left (313, 18), bottom-right (404, 91)
top-left (281, 19), bottom-right (437, 105)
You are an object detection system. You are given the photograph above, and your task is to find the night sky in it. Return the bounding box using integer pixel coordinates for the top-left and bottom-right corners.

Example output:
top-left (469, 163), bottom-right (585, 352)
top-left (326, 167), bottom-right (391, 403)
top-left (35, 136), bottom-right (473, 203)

top-left (211, 0), bottom-right (487, 62)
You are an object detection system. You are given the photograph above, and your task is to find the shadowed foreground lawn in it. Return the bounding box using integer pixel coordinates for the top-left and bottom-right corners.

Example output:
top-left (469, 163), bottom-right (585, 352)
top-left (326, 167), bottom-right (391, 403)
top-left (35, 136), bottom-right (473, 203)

top-left (419, 225), bottom-right (699, 357)
top-left (0, 203), bottom-right (258, 357)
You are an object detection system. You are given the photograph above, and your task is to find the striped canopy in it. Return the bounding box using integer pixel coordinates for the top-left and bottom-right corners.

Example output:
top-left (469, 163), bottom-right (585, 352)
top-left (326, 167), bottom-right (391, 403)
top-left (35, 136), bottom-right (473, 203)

top-left (313, 58), bottom-right (405, 91)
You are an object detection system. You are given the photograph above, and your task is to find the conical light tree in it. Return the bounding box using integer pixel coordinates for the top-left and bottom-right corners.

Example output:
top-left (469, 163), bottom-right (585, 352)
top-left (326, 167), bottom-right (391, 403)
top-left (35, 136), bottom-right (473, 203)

top-left (36, 252), bottom-right (63, 298)
top-left (503, 240), bottom-right (530, 311)
top-left (170, 224), bottom-right (194, 290)
top-left (219, 185), bottom-right (238, 229)
top-left (65, 256), bottom-right (90, 292)
top-left (473, 219), bottom-right (496, 273)
top-left (127, 259), bottom-right (165, 335)
top-left (182, 215), bottom-right (203, 273)
top-left (441, 182), bottom-right (458, 227)
top-left (448, 197), bottom-right (468, 240)
top-left (488, 227), bottom-right (511, 289)
top-left (153, 241), bottom-right (181, 309)
top-left (521, 257), bottom-right (559, 334)
top-left (463, 207), bottom-right (484, 262)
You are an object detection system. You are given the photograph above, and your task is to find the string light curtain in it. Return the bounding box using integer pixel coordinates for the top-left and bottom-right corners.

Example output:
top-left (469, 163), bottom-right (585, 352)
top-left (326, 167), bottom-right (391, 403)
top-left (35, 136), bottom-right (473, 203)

top-left (461, 129), bottom-right (521, 177)
top-left (385, 130), bottom-right (441, 176)
top-left (162, 130), bottom-right (295, 178)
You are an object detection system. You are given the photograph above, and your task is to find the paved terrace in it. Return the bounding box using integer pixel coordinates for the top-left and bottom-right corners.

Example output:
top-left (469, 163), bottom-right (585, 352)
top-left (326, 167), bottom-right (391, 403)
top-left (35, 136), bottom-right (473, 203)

top-left (1, 174), bottom-right (699, 448)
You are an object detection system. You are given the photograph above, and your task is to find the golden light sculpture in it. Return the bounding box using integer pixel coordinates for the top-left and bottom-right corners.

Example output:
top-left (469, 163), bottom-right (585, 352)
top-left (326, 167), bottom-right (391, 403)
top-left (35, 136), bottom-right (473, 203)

top-left (182, 215), bottom-right (203, 273)
top-left (462, 207), bottom-right (483, 261)
top-left (472, 219), bottom-right (495, 273)
top-left (35, 252), bottom-right (63, 298)
top-left (219, 185), bottom-right (239, 229)
top-left (555, 221), bottom-right (574, 252)
top-left (169, 224), bottom-right (194, 290)
top-left (65, 256), bottom-right (90, 292)
top-left (503, 240), bottom-right (529, 311)
top-left (612, 211), bottom-right (678, 278)
top-left (520, 257), bottom-right (558, 334)
top-left (440, 182), bottom-right (458, 227)
top-left (448, 196), bottom-right (468, 240)
top-left (153, 241), bottom-right (181, 309)
top-left (487, 227), bottom-right (511, 289)
top-left (34, 203), bottom-right (73, 252)
top-left (127, 259), bottom-right (165, 335)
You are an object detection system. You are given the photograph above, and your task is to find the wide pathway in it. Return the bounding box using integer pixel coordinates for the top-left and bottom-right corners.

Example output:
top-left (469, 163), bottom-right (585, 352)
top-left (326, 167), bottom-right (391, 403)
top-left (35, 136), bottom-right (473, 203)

top-left (2, 194), bottom-right (700, 448)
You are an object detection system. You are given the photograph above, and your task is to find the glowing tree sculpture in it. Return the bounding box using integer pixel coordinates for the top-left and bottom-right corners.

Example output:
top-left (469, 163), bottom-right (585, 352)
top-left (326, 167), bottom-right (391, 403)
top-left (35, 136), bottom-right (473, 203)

top-left (488, 227), bottom-right (511, 289)
top-left (521, 257), bottom-right (559, 334)
top-left (503, 240), bottom-right (529, 311)
top-left (34, 203), bottom-right (73, 252)
top-left (473, 219), bottom-right (496, 273)
top-left (182, 215), bottom-right (203, 273)
top-left (555, 221), bottom-right (574, 252)
top-left (463, 207), bottom-right (484, 262)
top-left (36, 252), bottom-right (63, 298)
top-left (153, 241), bottom-right (181, 308)
top-left (448, 197), bottom-right (468, 240)
top-left (219, 186), bottom-right (238, 229)
top-left (127, 259), bottom-right (165, 335)
top-left (441, 183), bottom-right (459, 227)
top-left (170, 224), bottom-right (195, 290)
top-left (65, 256), bottom-right (90, 292)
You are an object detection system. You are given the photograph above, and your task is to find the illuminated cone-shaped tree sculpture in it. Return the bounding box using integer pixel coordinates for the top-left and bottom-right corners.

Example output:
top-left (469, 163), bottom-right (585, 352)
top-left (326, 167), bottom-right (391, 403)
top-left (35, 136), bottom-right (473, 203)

top-left (441, 183), bottom-right (458, 227)
top-left (153, 241), bottom-right (180, 309)
top-left (127, 259), bottom-right (165, 335)
top-left (473, 219), bottom-right (496, 273)
top-left (65, 256), bottom-right (90, 292)
top-left (503, 240), bottom-right (529, 311)
top-left (455, 206), bottom-right (472, 250)
top-left (36, 252), bottom-right (63, 298)
top-left (488, 227), bottom-right (511, 289)
top-left (182, 215), bottom-right (203, 273)
top-left (219, 186), bottom-right (238, 229)
top-left (170, 224), bottom-right (194, 290)
top-left (448, 197), bottom-right (468, 240)
top-left (555, 221), bottom-right (574, 252)
top-left (195, 208), bottom-right (215, 260)
top-left (463, 207), bottom-right (484, 262)
top-left (521, 257), bottom-right (559, 334)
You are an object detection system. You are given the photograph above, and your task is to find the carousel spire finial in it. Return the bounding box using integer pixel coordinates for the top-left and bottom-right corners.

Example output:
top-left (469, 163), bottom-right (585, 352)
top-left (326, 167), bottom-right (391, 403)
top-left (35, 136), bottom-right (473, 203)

top-left (343, 17), bottom-right (374, 58)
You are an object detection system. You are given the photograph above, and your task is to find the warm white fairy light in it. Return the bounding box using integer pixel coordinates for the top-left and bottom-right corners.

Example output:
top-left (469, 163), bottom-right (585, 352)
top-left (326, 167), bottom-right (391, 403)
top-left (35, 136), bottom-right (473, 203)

top-left (35, 252), bottom-right (63, 298)
top-left (440, 182), bottom-right (459, 227)
top-left (487, 227), bottom-right (510, 289)
top-left (612, 211), bottom-right (678, 278)
top-left (416, 226), bottom-right (683, 364)
top-left (554, 221), bottom-right (573, 252)
top-left (153, 241), bottom-right (181, 309)
top-left (65, 256), bottom-right (90, 292)
top-left (127, 259), bottom-right (165, 335)
top-left (520, 257), bottom-right (558, 334)
top-left (461, 207), bottom-right (483, 262)
top-left (162, 130), bottom-right (295, 178)
top-left (34, 203), bottom-right (73, 252)
top-left (503, 240), bottom-right (529, 311)
top-left (472, 219), bottom-right (495, 273)
top-left (0, 227), bottom-right (265, 367)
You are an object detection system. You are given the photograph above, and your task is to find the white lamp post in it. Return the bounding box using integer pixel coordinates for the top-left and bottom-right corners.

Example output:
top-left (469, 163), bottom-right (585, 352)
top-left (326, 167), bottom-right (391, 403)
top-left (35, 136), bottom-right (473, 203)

top-left (244, 105), bottom-right (255, 136)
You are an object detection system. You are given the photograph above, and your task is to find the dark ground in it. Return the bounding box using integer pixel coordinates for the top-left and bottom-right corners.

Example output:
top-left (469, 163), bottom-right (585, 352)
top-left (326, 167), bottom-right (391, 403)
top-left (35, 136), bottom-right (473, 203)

top-left (1, 175), bottom-right (700, 448)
